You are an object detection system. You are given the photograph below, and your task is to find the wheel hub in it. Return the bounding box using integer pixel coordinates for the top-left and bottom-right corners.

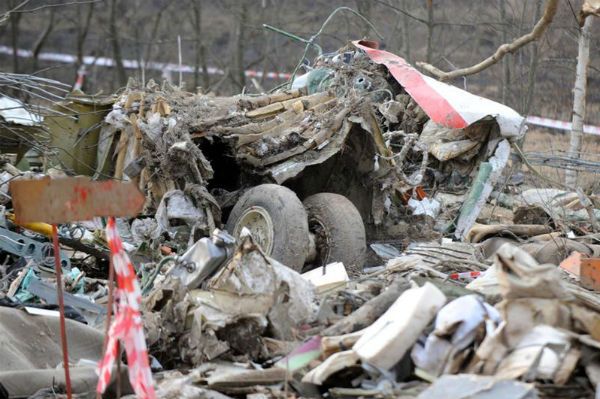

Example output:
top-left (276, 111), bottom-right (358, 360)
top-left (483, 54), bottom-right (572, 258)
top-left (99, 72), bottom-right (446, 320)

top-left (308, 217), bottom-right (331, 266)
top-left (233, 206), bottom-right (274, 254)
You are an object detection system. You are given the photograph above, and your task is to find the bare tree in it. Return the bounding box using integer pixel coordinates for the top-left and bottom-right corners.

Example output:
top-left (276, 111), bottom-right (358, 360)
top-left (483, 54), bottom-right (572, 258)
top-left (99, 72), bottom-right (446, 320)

top-left (418, 0), bottom-right (558, 81)
top-left (143, 0), bottom-right (174, 73)
top-left (31, 8), bottom-right (55, 71)
top-left (565, 17), bottom-right (594, 188)
top-left (523, 0), bottom-right (543, 114)
top-left (401, 0), bottom-right (411, 63)
top-left (500, 0), bottom-right (511, 105)
top-left (355, 0), bottom-right (373, 37)
top-left (7, 0), bottom-right (24, 74)
top-left (75, 2), bottom-right (94, 69)
top-left (191, 0), bottom-right (210, 91)
top-left (231, 2), bottom-right (249, 90)
top-left (425, 0), bottom-right (434, 63)
top-left (109, 0), bottom-right (127, 87)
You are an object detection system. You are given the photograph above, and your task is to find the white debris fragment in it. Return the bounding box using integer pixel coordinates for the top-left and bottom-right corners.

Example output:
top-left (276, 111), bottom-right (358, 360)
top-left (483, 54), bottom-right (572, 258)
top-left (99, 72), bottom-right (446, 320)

top-left (408, 197), bottom-right (441, 218)
top-left (302, 262), bottom-right (349, 293)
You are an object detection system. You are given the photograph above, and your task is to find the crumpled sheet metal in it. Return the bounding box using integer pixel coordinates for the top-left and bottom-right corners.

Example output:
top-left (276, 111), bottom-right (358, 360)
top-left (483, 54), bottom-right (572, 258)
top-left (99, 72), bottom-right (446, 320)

top-left (494, 243), bottom-right (572, 300)
top-left (454, 139), bottom-right (511, 240)
top-left (419, 120), bottom-right (487, 162)
top-left (412, 295), bottom-right (501, 376)
top-left (205, 235), bottom-right (317, 338)
top-left (266, 119), bottom-right (352, 184)
top-left (0, 95), bottom-right (43, 126)
top-left (166, 235), bottom-right (317, 365)
top-left (418, 374), bottom-right (538, 399)
top-left (188, 290), bottom-right (272, 331)
top-left (155, 189), bottom-right (207, 237)
top-left (518, 188), bottom-right (600, 224)
top-left (468, 243), bottom-right (600, 340)
top-left (353, 40), bottom-right (525, 138)
top-left (143, 277), bottom-right (190, 363)
top-left (465, 243), bottom-right (600, 382)
top-left (472, 321), bottom-right (580, 384)
top-left (494, 324), bottom-right (578, 383)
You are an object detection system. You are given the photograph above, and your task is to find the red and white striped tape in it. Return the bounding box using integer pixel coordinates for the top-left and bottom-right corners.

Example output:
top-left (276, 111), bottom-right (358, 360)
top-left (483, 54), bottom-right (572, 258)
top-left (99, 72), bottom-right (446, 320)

top-left (354, 41), bottom-right (525, 138)
top-left (96, 217), bottom-right (155, 399)
top-left (3, 44), bottom-right (599, 135)
top-left (449, 271), bottom-right (481, 281)
top-left (0, 45), bottom-right (291, 81)
top-left (526, 115), bottom-right (600, 136)
top-left (73, 65), bottom-right (86, 91)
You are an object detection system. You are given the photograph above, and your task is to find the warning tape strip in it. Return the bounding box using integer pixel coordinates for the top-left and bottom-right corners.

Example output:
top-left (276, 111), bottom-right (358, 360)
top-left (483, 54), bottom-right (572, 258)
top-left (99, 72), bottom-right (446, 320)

top-left (449, 271), bottom-right (481, 281)
top-left (2, 44), bottom-right (600, 132)
top-left (96, 217), bottom-right (155, 398)
top-left (0, 45), bottom-right (291, 81)
top-left (526, 116), bottom-right (600, 136)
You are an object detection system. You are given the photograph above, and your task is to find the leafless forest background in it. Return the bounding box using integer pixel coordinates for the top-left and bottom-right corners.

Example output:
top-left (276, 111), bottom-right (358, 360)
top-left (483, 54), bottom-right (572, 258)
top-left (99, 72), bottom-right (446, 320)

top-left (0, 0), bottom-right (599, 125)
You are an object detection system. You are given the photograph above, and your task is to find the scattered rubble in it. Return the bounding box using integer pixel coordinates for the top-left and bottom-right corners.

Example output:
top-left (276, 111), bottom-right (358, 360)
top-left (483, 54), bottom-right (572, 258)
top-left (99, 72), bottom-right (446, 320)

top-left (1, 40), bottom-right (600, 399)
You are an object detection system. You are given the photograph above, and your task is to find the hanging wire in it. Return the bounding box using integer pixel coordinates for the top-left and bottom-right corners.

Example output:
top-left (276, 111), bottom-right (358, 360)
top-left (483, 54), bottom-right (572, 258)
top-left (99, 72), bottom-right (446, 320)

top-left (263, 7), bottom-right (384, 90)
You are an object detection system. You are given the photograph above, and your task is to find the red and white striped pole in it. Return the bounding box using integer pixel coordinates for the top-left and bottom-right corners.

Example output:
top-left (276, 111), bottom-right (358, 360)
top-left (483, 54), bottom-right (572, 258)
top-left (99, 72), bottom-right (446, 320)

top-left (73, 64), bottom-right (86, 91)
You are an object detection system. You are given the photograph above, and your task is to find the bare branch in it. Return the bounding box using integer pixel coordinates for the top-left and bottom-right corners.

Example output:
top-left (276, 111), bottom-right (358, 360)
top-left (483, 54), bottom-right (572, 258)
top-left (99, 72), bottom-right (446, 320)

top-left (11, 0), bottom-right (100, 14)
top-left (417, 0), bottom-right (559, 81)
top-left (0, 0), bottom-right (29, 25)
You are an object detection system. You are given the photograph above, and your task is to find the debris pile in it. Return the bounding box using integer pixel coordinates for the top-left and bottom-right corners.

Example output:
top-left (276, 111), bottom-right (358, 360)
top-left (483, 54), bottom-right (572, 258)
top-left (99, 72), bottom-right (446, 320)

top-left (1, 40), bottom-right (600, 399)
top-left (99, 40), bottom-right (523, 260)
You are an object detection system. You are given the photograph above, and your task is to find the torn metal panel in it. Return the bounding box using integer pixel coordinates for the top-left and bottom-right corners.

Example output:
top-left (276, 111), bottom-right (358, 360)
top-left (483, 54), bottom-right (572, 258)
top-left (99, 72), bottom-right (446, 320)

top-left (454, 139), bottom-right (511, 240)
top-left (266, 119), bottom-right (352, 184)
top-left (418, 374), bottom-right (538, 399)
top-left (0, 96), bottom-right (43, 126)
top-left (26, 277), bottom-right (106, 324)
top-left (0, 224), bottom-right (70, 268)
top-left (353, 41), bottom-right (526, 138)
top-left (412, 295), bottom-right (501, 377)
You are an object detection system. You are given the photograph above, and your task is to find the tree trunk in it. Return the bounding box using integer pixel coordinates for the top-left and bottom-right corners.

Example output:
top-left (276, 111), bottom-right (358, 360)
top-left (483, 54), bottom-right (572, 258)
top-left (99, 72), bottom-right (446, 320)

top-left (9, 0), bottom-right (21, 74)
top-left (426, 0), bottom-right (434, 63)
top-left (500, 0), bottom-right (511, 105)
top-left (512, 0), bottom-right (543, 174)
top-left (355, 0), bottom-right (372, 38)
top-left (109, 0), bottom-right (127, 87)
top-left (231, 3), bottom-right (248, 90)
top-left (32, 8), bottom-right (55, 72)
top-left (523, 0), bottom-right (543, 115)
top-left (402, 0), bottom-right (411, 63)
top-left (75, 2), bottom-right (94, 69)
top-left (565, 17), bottom-right (593, 188)
top-left (143, 1), bottom-right (174, 73)
top-left (192, 0), bottom-right (210, 91)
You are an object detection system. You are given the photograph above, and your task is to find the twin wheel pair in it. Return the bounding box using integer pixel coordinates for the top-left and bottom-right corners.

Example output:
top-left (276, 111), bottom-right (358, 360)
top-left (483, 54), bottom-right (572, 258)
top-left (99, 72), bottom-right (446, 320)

top-left (226, 184), bottom-right (367, 275)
